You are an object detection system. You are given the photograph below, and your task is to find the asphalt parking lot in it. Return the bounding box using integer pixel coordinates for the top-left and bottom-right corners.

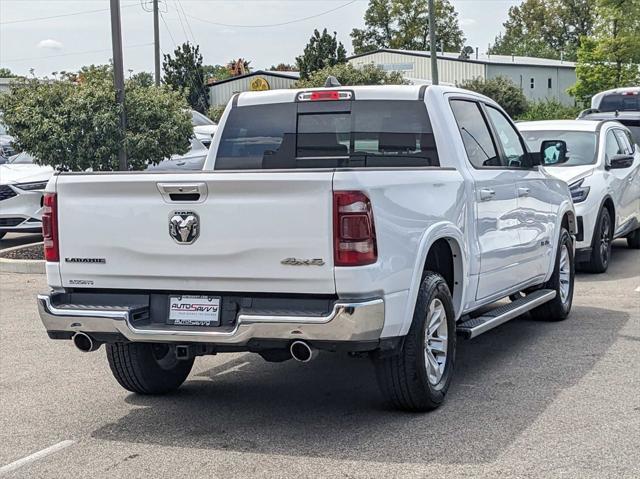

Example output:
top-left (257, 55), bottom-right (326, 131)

top-left (0, 241), bottom-right (638, 478)
top-left (0, 233), bottom-right (42, 251)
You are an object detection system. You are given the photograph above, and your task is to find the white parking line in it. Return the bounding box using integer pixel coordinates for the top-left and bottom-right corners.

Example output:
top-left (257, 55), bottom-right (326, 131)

top-left (0, 440), bottom-right (75, 476)
top-left (216, 361), bottom-right (250, 376)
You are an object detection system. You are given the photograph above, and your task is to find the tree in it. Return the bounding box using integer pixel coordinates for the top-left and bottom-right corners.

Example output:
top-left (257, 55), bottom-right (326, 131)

top-left (294, 63), bottom-right (407, 88)
top-left (162, 42), bottom-right (209, 113)
top-left (569, 0), bottom-right (640, 105)
top-left (457, 76), bottom-right (528, 118)
top-left (296, 29), bottom-right (347, 80)
top-left (350, 0), bottom-right (465, 54)
top-left (489, 0), bottom-right (596, 61)
top-left (130, 71), bottom-right (154, 87)
top-left (0, 65), bottom-right (192, 171)
top-left (0, 67), bottom-right (18, 78)
top-left (226, 58), bottom-right (252, 77)
top-left (203, 64), bottom-right (231, 83)
top-left (270, 63), bottom-right (297, 72)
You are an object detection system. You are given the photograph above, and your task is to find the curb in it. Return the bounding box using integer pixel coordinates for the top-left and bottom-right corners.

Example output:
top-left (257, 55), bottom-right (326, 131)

top-left (0, 242), bottom-right (46, 274)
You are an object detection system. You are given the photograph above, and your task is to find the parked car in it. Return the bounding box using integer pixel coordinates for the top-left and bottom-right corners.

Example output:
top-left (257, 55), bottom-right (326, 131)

top-left (579, 87), bottom-right (640, 144)
top-left (519, 120), bottom-right (640, 272)
top-left (37, 85), bottom-right (576, 411)
top-left (0, 119), bottom-right (16, 159)
top-left (146, 137), bottom-right (208, 171)
top-left (0, 152), bottom-right (53, 240)
top-left (191, 109), bottom-right (217, 148)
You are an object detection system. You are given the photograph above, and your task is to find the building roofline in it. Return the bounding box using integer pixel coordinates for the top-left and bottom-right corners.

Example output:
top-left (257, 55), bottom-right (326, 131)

top-left (347, 48), bottom-right (576, 69)
top-left (208, 70), bottom-right (300, 87)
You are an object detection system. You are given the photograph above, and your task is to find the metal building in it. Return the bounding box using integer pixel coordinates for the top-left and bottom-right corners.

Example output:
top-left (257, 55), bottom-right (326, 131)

top-left (348, 49), bottom-right (577, 105)
top-left (208, 70), bottom-right (300, 107)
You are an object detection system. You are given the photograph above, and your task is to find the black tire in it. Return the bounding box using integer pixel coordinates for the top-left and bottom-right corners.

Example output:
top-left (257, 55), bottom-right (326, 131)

top-left (374, 272), bottom-right (456, 412)
top-left (584, 208), bottom-right (612, 273)
top-left (106, 342), bottom-right (194, 395)
top-left (531, 228), bottom-right (574, 321)
top-left (627, 228), bottom-right (640, 249)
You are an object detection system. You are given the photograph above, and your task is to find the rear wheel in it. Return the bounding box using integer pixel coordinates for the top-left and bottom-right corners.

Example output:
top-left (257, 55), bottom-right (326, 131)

top-left (106, 342), bottom-right (194, 395)
top-left (374, 272), bottom-right (456, 412)
top-left (627, 228), bottom-right (640, 249)
top-left (584, 208), bottom-right (612, 273)
top-left (531, 228), bottom-right (574, 321)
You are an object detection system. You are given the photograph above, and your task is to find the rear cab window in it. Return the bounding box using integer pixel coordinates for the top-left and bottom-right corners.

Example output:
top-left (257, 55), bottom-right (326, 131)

top-left (214, 98), bottom-right (439, 169)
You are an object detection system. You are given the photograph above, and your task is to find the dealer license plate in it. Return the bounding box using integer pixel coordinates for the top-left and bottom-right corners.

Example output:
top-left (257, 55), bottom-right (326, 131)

top-left (167, 295), bottom-right (221, 326)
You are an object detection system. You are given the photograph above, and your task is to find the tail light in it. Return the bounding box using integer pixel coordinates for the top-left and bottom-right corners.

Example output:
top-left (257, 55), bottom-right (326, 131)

top-left (297, 90), bottom-right (353, 102)
top-left (333, 191), bottom-right (377, 266)
top-left (42, 193), bottom-right (59, 262)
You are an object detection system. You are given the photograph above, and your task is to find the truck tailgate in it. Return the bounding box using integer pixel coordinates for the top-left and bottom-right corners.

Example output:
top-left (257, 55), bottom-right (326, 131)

top-left (55, 172), bottom-right (336, 293)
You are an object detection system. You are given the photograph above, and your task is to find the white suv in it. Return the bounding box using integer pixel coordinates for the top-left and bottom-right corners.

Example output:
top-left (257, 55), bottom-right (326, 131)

top-left (519, 120), bottom-right (640, 272)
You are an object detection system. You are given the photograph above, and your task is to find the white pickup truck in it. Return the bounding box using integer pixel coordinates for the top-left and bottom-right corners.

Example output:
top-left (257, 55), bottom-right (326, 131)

top-left (38, 85), bottom-right (577, 411)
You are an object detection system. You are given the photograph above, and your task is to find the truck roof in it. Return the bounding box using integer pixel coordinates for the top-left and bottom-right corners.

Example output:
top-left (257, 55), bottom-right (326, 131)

top-left (234, 84), bottom-right (492, 107)
top-left (517, 120), bottom-right (604, 132)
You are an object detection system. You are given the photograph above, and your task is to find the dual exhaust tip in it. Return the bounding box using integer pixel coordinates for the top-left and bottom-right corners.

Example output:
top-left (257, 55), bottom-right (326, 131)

top-left (72, 332), bottom-right (101, 353)
top-left (72, 333), bottom-right (316, 363)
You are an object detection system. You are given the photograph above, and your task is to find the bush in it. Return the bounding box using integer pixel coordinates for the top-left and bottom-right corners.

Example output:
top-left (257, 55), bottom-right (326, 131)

top-left (207, 105), bottom-right (226, 123)
top-left (294, 63), bottom-right (408, 88)
top-left (0, 66), bottom-right (192, 171)
top-left (457, 76), bottom-right (528, 118)
top-left (517, 99), bottom-right (581, 122)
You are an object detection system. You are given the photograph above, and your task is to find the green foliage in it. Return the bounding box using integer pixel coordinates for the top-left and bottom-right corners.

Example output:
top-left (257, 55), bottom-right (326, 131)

top-left (569, 0), bottom-right (640, 106)
top-left (516, 99), bottom-right (581, 121)
top-left (270, 63), bottom-right (297, 72)
top-left (296, 29), bottom-right (347, 80)
top-left (458, 76), bottom-right (528, 118)
top-left (202, 64), bottom-right (232, 82)
top-left (207, 105), bottom-right (226, 123)
top-left (489, 1), bottom-right (596, 61)
top-left (0, 67), bottom-right (18, 78)
top-left (294, 63), bottom-right (408, 88)
top-left (162, 42), bottom-right (209, 113)
top-left (351, 0), bottom-right (465, 54)
top-left (0, 65), bottom-right (192, 171)
top-left (130, 71), bottom-right (154, 87)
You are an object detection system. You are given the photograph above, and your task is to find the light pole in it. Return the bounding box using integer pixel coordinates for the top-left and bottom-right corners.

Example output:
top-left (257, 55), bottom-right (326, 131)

top-left (153, 0), bottom-right (160, 85)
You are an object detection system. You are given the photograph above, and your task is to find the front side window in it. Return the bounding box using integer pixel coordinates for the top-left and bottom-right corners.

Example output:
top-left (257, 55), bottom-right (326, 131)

top-left (605, 130), bottom-right (622, 159)
top-left (521, 130), bottom-right (597, 166)
top-left (485, 106), bottom-right (528, 167)
top-left (450, 100), bottom-right (500, 168)
top-left (613, 129), bottom-right (634, 155)
top-left (215, 100), bottom-right (439, 169)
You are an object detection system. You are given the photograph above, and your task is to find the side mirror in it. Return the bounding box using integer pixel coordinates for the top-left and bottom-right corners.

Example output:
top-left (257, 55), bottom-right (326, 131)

top-left (607, 154), bottom-right (634, 170)
top-left (540, 140), bottom-right (568, 165)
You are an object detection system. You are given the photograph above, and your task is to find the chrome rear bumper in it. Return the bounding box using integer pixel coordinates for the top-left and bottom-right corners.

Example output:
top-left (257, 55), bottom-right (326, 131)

top-left (37, 293), bottom-right (384, 345)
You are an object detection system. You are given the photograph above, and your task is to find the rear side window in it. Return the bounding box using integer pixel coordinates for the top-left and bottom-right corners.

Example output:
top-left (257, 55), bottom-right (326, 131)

top-left (598, 94), bottom-right (640, 112)
top-left (449, 100), bottom-right (500, 168)
top-left (215, 100), bottom-right (439, 169)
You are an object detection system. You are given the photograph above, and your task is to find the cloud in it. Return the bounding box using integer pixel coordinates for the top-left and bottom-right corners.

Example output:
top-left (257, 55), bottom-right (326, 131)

top-left (37, 39), bottom-right (63, 50)
top-left (460, 18), bottom-right (477, 27)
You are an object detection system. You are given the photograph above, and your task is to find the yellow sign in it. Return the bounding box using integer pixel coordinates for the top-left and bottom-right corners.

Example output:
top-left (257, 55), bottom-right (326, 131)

top-left (250, 77), bottom-right (270, 91)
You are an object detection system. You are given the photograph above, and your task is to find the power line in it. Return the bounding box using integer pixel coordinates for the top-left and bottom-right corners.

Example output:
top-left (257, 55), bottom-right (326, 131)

top-left (176, 0), bottom-right (197, 43)
top-left (0, 2), bottom-right (138, 25)
top-left (3, 43), bottom-right (153, 63)
top-left (182, 0), bottom-right (359, 28)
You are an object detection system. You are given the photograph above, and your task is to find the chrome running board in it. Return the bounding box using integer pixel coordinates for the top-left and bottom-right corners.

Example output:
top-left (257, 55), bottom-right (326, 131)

top-left (457, 289), bottom-right (556, 339)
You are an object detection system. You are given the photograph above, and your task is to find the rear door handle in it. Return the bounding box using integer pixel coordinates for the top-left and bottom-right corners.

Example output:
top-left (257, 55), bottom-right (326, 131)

top-left (517, 187), bottom-right (530, 197)
top-left (480, 188), bottom-right (496, 201)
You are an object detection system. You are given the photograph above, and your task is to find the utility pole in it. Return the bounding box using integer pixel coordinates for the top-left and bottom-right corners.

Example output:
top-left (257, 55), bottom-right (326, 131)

top-left (428, 0), bottom-right (439, 85)
top-left (110, 0), bottom-right (128, 170)
top-left (153, 0), bottom-right (160, 85)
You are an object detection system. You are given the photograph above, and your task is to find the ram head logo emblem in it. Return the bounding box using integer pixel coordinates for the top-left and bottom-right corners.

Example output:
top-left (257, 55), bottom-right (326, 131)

top-left (169, 211), bottom-right (200, 244)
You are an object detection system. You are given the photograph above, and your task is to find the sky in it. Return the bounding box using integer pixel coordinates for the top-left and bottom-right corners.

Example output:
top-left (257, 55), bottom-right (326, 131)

top-left (0, 0), bottom-right (521, 77)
